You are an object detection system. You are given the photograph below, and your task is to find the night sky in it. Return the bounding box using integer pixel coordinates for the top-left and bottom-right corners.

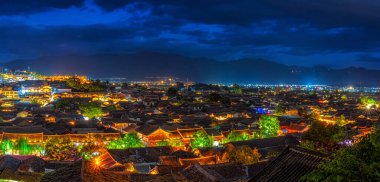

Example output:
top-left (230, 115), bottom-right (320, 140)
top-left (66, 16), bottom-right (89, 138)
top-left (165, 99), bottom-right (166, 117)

top-left (1, 0), bottom-right (380, 69)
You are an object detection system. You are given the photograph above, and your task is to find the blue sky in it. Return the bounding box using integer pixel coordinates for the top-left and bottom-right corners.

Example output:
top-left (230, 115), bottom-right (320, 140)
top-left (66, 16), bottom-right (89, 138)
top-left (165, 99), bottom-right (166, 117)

top-left (1, 0), bottom-right (380, 69)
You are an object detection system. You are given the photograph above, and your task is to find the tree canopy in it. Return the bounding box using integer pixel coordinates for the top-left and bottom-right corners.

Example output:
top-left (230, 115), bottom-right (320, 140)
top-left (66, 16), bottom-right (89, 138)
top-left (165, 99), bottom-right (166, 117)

top-left (15, 138), bottom-right (32, 155)
top-left (230, 84), bottom-right (242, 94)
top-left (228, 145), bottom-right (261, 165)
top-left (54, 98), bottom-right (87, 110)
top-left (107, 132), bottom-right (144, 149)
top-left (361, 96), bottom-right (377, 105)
top-left (191, 83), bottom-right (222, 91)
top-left (259, 115), bottom-right (280, 137)
top-left (167, 87), bottom-right (178, 97)
top-left (225, 131), bottom-right (251, 143)
top-left (190, 130), bottom-right (213, 149)
top-left (302, 128), bottom-right (380, 181)
top-left (45, 137), bottom-right (76, 161)
top-left (79, 102), bottom-right (104, 119)
top-left (336, 114), bottom-right (348, 126)
top-left (67, 78), bottom-right (107, 92)
top-left (1, 140), bottom-right (13, 154)
top-left (301, 120), bottom-right (347, 152)
top-left (208, 93), bottom-right (230, 104)
top-left (274, 105), bottom-right (286, 115)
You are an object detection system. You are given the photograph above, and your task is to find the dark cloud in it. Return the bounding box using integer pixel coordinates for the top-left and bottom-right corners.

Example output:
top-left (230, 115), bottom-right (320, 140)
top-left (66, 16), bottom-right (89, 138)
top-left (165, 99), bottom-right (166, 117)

top-left (89, 0), bottom-right (380, 56)
top-left (0, 24), bottom-right (135, 57)
top-left (93, 0), bottom-right (380, 29)
top-left (0, 0), bottom-right (380, 68)
top-left (356, 55), bottom-right (380, 63)
top-left (94, 0), bottom-right (134, 11)
top-left (0, 0), bottom-right (84, 15)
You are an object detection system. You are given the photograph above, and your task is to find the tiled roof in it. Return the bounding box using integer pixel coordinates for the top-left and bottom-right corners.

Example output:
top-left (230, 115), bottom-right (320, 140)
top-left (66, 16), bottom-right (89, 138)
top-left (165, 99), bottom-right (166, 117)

top-left (181, 164), bottom-right (226, 182)
top-left (108, 146), bottom-right (173, 163)
top-left (145, 173), bottom-right (176, 182)
top-left (222, 129), bottom-right (252, 137)
top-left (170, 150), bottom-right (197, 159)
top-left (179, 156), bottom-right (217, 166)
top-left (0, 156), bottom-right (21, 172)
top-left (245, 161), bottom-right (270, 178)
top-left (135, 124), bottom-right (159, 136)
top-left (250, 147), bottom-right (326, 182)
top-left (205, 163), bottom-right (247, 181)
top-left (204, 128), bottom-right (222, 136)
top-left (228, 135), bottom-right (299, 150)
top-left (0, 126), bottom-right (54, 134)
top-left (177, 128), bottom-right (205, 139)
top-left (159, 156), bottom-right (180, 166)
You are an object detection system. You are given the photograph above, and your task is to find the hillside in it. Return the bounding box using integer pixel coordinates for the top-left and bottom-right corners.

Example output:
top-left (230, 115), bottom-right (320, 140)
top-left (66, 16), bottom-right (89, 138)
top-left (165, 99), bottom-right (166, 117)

top-left (3, 52), bottom-right (380, 85)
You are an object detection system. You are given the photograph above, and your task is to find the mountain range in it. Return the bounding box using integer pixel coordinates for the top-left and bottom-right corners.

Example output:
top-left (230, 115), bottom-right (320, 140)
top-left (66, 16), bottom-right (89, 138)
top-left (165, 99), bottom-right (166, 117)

top-left (3, 51), bottom-right (380, 85)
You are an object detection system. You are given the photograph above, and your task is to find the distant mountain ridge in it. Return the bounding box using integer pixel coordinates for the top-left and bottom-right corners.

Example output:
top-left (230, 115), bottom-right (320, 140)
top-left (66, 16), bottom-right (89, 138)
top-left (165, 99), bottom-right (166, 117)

top-left (3, 51), bottom-right (380, 85)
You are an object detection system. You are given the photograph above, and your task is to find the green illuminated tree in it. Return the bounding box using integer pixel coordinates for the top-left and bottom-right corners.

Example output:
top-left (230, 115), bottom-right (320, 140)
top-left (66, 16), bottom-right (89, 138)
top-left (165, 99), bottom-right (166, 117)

top-left (1, 140), bottom-right (13, 154)
top-left (229, 145), bottom-right (261, 165)
top-left (226, 131), bottom-right (251, 143)
top-left (190, 130), bottom-right (213, 149)
top-left (361, 96), bottom-right (377, 105)
top-left (252, 132), bottom-right (261, 139)
top-left (15, 138), bottom-right (32, 155)
top-left (79, 102), bottom-right (103, 119)
top-left (45, 137), bottom-right (75, 161)
top-left (259, 115), bottom-right (280, 137)
top-left (336, 114), bottom-right (347, 126)
top-left (107, 132), bottom-right (144, 149)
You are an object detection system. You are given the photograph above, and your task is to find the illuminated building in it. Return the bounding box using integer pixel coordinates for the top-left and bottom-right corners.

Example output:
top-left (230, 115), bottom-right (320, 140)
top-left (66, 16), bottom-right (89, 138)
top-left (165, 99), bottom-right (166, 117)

top-left (18, 81), bottom-right (51, 95)
top-left (135, 125), bottom-right (171, 146)
top-left (0, 131), bottom-right (120, 146)
top-left (54, 92), bottom-right (106, 99)
top-left (0, 88), bottom-right (19, 99)
top-left (43, 75), bottom-right (88, 83)
top-left (177, 128), bottom-right (207, 145)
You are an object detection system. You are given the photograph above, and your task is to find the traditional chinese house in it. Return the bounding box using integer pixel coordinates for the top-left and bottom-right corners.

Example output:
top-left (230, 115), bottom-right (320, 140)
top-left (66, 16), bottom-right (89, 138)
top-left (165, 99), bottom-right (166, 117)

top-left (135, 125), bottom-right (171, 146)
top-left (280, 122), bottom-right (309, 134)
top-left (54, 92), bottom-right (106, 99)
top-left (177, 128), bottom-right (206, 145)
top-left (0, 128), bottom-right (120, 145)
top-left (0, 126), bottom-right (53, 144)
